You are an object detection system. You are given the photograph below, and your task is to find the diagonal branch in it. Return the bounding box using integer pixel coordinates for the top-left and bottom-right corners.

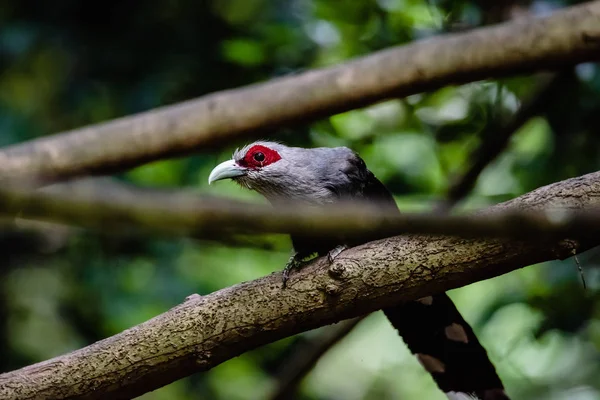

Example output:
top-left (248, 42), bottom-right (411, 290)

top-left (0, 1), bottom-right (599, 184)
top-left (1, 171), bottom-right (599, 400)
top-left (2, 175), bottom-right (600, 243)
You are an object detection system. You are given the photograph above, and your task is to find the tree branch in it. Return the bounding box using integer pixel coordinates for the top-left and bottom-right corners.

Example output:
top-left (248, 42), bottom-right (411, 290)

top-left (2, 174), bottom-right (600, 243)
top-left (1, 171), bottom-right (599, 400)
top-left (0, 1), bottom-right (599, 184)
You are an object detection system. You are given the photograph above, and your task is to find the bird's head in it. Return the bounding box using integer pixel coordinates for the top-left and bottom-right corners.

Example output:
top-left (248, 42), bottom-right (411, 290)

top-left (208, 141), bottom-right (285, 195)
top-left (208, 141), bottom-right (352, 204)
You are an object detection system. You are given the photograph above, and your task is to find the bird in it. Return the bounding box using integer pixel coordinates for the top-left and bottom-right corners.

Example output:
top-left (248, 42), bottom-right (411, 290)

top-left (208, 140), bottom-right (510, 400)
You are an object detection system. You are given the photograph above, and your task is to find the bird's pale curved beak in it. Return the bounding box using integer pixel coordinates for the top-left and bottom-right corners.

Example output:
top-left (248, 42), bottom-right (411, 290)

top-left (208, 159), bottom-right (247, 184)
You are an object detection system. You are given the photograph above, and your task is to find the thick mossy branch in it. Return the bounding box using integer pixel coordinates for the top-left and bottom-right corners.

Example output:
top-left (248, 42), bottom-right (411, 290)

top-left (1, 171), bottom-right (599, 400)
top-left (0, 1), bottom-right (599, 183)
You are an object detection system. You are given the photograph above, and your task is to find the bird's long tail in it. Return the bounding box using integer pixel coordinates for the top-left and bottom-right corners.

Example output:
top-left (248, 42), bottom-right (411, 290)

top-left (383, 293), bottom-right (509, 400)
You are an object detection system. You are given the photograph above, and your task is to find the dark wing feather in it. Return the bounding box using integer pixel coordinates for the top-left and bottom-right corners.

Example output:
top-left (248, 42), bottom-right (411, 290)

top-left (290, 151), bottom-right (397, 256)
top-left (345, 154), bottom-right (401, 213)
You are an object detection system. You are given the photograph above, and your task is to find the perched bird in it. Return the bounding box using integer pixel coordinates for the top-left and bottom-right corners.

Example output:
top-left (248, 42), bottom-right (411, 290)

top-left (209, 141), bottom-right (509, 400)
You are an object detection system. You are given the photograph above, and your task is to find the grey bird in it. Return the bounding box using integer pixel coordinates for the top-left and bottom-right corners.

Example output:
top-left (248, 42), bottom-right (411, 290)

top-left (209, 140), bottom-right (510, 400)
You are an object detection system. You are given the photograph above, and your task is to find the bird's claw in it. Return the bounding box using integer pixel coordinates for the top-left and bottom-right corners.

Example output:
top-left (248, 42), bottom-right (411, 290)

top-left (327, 245), bottom-right (348, 264)
top-left (281, 246), bottom-right (347, 288)
top-left (282, 253), bottom-right (304, 288)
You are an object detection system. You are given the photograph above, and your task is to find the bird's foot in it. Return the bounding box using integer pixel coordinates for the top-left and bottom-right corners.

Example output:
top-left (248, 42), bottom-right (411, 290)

top-left (282, 252), bottom-right (308, 288)
top-left (281, 247), bottom-right (346, 288)
top-left (327, 245), bottom-right (348, 264)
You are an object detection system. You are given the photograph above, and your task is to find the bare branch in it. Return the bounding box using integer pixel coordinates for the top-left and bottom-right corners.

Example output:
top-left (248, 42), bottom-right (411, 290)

top-left (1, 173), bottom-right (600, 244)
top-left (1, 171), bottom-right (599, 400)
top-left (0, 2), bottom-right (599, 184)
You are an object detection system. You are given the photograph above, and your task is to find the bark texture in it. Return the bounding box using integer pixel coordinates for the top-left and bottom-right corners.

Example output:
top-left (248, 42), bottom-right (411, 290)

top-left (1, 171), bottom-right (599, 400)
top-left (0, 1), bottom-right (599, 183)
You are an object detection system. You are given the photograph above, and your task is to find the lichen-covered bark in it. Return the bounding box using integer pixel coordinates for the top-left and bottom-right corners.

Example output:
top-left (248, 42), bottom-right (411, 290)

top-left (0, 1), bottom-right (599, 183)
top-left (1, 171), bottom-right (599, 400)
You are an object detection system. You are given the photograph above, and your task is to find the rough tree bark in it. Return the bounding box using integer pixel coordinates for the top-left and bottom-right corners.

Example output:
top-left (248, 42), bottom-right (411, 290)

top-left (1, 170), bottom-right (599, 400)
top-left (0, 1), bottom-right (598, 183)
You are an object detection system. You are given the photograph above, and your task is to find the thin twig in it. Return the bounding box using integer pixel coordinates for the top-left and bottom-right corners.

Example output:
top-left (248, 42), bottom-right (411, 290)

top-left (573, 253), bottom-right (586, 290)
top-left (437, 71), bottom-right (566, 212)
top-left (267, 317), bottom-right (365, 400)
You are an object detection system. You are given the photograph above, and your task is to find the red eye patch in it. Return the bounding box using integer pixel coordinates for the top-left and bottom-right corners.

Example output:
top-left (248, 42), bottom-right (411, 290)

top-left (240, 145), bottom-right (281, 169)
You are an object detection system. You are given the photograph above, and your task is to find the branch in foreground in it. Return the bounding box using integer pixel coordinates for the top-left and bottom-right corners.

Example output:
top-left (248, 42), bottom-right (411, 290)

top-left (0, 1), bottom-right (599, 183)
top-left (2, 173), bottom-right (600, 243)
top-left (1, 171), bottom-right (600, 400)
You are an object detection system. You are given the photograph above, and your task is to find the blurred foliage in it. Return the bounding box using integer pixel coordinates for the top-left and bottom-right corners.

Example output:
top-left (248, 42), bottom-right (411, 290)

top-left (1, 0), bottom-right (600, 399)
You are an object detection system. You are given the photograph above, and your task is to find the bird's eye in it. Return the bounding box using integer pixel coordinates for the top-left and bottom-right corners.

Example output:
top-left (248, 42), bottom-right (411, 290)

top-left (242, 145), bottom-right (281, 168)
top-left (253, 152), bottom-right (265, 162)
